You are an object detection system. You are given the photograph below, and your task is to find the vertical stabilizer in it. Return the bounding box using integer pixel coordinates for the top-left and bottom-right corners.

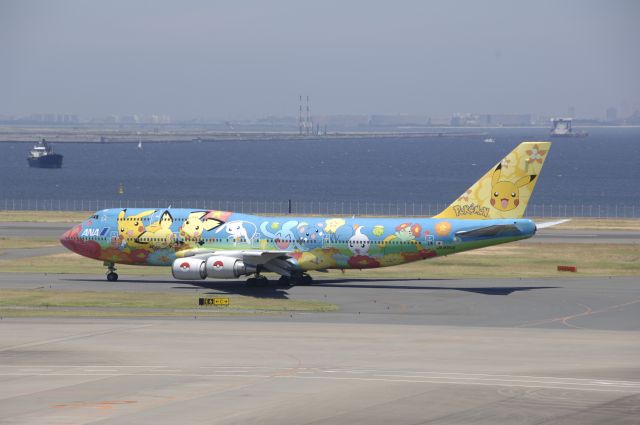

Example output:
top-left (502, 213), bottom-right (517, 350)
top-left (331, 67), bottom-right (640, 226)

top-left (434, 142), bottom-right (551, 219)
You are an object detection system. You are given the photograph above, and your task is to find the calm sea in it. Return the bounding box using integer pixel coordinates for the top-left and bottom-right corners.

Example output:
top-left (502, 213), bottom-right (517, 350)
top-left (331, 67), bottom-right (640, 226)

top-left (1, 127), bottom-right (639, 209)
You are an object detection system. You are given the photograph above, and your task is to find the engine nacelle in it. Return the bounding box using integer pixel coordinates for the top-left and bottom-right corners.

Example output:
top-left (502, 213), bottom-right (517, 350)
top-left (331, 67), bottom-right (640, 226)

top-left (171, 258), bottom-right (206, 280)
top-left (205, 255), bottom-right (257, 279)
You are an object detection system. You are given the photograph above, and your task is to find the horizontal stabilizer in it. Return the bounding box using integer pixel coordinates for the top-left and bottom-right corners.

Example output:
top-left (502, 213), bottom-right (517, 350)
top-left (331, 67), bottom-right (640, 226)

top-left (535, 219), bottom-right (571, 229)
top-left (455, 224), bottom-right (521, 239)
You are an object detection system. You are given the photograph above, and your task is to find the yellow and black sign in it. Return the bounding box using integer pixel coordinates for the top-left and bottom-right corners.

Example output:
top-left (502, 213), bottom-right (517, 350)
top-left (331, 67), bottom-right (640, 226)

top-left (199, 297), bottom-right (230, 306)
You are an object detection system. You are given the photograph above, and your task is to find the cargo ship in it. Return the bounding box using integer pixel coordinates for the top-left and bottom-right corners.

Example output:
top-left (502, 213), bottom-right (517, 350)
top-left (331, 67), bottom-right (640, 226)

top-left (27, 139), bottom-right (63, 168)
top-left (550, 118), bottom-right (588, 138)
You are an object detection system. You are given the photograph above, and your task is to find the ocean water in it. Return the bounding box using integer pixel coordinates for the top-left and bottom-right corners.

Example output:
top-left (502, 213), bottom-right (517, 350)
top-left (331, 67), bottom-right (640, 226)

top-left (1, 127), bottom-right (639, 210)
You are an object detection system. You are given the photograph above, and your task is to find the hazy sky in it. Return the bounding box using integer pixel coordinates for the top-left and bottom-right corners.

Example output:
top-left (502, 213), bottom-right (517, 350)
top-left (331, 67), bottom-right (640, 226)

top-left (1, 0), bottom-right (639, 119)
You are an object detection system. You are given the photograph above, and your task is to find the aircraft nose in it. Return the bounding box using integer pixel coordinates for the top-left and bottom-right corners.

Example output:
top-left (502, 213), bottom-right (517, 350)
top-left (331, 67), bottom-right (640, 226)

top-left (59, 228), bottom-right (71, 249)
top-left (59, 226), bottom-right (78, 251)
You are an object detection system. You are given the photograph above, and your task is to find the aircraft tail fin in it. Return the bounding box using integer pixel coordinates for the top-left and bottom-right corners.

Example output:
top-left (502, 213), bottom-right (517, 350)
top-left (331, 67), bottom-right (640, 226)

top-left (434, 141), bottom-right (551, 220)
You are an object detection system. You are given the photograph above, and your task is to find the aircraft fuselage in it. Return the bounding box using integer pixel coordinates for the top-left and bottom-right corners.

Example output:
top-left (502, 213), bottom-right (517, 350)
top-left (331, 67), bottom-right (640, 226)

top-left (60, 208), bottom-right (536, 272)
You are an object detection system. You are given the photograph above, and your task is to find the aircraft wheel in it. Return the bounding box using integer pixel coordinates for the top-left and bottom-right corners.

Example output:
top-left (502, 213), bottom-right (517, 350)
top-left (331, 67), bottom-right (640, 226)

top-left (291, 274), bottom-right (312, 286)
top-left (278, 275), bottom-right (297, 287)
top-left (107, 272), bottom-right (118, 282)
top-left (278, 275), bottom-right (291, 285)
top-left (247, 276), bottom-right (269, 287)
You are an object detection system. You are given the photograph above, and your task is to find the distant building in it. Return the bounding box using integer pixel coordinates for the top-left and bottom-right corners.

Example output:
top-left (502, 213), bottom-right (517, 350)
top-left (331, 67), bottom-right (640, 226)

top-left (15, 113), bottom-right (78, 124)
top-left (626, 109), bottom-right (640, 125)
top-left (450, 113), bottom-right (531, 126)
top-left (313, 115), bottom-right (370, 129)
top-left (368, 114), bottom-right (430, 126)
top-left (429, 116), bottom-right (450, 126)
top-left (120, 114), bottom-right (139, 124)
top-left (480, 114), bottom-right (532, 126)
top-left (606, 107), bottom-right (618, 122)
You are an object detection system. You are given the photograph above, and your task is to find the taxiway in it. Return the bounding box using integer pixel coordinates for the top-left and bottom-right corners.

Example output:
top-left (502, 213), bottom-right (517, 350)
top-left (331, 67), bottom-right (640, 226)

top-left (0, 273), bottom-right (639, 424)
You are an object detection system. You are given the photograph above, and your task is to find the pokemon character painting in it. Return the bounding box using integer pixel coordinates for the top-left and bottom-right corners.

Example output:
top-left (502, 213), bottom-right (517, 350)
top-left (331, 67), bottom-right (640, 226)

top-left (61, 142), bottom-right (560, 285)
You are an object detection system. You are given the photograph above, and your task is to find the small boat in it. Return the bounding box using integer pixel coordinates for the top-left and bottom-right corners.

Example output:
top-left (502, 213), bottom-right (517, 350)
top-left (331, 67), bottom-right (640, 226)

top-left (27, 139), bottom-right (63, 168)
top-left (483, 137), bottom-right (495, 143)
top-left (137, 140), bottom-right (143, 150)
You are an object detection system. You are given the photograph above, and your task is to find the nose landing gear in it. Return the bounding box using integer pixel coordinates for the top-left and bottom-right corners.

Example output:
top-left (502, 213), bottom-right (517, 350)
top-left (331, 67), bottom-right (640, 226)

top-left (104, 261), bottom-right (118, 281)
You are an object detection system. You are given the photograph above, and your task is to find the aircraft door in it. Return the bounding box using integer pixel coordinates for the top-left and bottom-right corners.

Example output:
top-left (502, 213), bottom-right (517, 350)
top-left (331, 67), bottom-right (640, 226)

top-left (425, 234), bottom-right (435, 247)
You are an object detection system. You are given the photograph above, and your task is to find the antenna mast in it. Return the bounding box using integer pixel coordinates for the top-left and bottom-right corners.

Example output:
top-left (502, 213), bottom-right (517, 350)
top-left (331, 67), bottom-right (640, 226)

top-left (306, 96), bottom-right (311, 136)
top-left (298, 95), bottom-right (303, 135)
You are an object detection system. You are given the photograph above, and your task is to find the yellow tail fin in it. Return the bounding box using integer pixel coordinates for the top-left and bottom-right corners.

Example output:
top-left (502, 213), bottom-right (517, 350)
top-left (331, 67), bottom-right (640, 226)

top-left (435, 141), bottom-right (551, 219)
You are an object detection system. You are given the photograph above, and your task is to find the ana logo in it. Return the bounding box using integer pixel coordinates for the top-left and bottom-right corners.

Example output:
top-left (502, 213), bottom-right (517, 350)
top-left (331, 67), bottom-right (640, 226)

top-left (212, 260), bottom-right (224, 272)
top-left (81, 228), bottom-right (100, 237)
top-left (80, 227), bottom-right (110, 238)
top-left (180, 262), bottom-right (190, 271)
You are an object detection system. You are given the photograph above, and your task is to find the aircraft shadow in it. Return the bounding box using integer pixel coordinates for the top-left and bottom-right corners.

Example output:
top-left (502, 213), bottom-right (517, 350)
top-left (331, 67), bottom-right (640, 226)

top-left (172, 277), bottom-right (451, 298)
top-left (310, 281), bottom-right (558, 296)
top-left (174, 279), bottom-right (557, 297)
top-left (64, 277), bottom-right (557, 298)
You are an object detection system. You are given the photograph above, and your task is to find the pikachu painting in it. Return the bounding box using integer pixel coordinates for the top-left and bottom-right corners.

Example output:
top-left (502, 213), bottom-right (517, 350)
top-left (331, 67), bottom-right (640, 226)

top-left (436, 142), bottom-right (550, 220)
top-left (117, 209), bottom-right (175, 250)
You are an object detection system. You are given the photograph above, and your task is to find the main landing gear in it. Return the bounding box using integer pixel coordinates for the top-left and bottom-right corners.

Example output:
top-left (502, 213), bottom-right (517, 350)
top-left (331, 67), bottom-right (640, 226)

top-left (245, 273), bottom-right (313, 287)
top-left (277, 273), bottom-right (313, 286)
top-left (105, 262), bottom-right (118, 282)
top-left (246, 275), bottom-right (269, 286)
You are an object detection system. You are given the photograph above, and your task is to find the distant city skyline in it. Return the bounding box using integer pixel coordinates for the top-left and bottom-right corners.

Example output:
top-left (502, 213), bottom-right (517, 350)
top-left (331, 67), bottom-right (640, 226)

top-left (3, 108), bottom-right (637, 128)
top-left (1, 0), bottom-right (639, 120)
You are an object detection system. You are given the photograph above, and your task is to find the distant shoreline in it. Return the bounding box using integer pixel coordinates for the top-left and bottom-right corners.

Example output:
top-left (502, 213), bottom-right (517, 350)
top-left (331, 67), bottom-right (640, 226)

top-left (0, 131), bottom-right (491, 143)
top-left (1, 124), bottom-right (637, 143)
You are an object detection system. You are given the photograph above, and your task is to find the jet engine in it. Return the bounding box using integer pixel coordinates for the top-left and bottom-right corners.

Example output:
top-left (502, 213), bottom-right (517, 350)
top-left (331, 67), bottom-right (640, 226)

top-left (205, 255), bottom-right (257, 279)
top-left (171, 258), bottom-right (207, 280)
top-left (171, 256), bottom-right (257, 280)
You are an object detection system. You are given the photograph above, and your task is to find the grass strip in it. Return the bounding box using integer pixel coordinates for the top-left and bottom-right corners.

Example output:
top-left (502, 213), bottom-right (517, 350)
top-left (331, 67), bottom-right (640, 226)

top-left (0, 288), bottom-right (337, 318)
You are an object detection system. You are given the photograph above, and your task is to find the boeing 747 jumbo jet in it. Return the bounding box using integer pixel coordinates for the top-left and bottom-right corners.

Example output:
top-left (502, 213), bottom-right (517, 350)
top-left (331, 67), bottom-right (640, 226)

top-left (61, 142), bottom-right (561, 285)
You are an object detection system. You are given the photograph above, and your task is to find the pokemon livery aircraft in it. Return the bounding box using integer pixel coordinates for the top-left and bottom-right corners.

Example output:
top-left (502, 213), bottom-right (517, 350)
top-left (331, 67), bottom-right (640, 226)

top-left (61, 142), bottom-right (557, 285)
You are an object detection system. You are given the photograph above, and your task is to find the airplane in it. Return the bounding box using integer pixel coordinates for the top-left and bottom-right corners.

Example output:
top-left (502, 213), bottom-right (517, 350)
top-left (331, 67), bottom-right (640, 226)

top-left (60, 141), bottom-right (563, 285)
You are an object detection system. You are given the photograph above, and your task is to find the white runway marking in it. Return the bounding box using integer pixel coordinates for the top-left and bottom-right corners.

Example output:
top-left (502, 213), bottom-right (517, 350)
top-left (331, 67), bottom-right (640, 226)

top-left (83, 369), bottom-right (118, 372)
top-left (1, 365), bottom-right (638, 393)
top-left (17, 368), bottom-right (52, 372)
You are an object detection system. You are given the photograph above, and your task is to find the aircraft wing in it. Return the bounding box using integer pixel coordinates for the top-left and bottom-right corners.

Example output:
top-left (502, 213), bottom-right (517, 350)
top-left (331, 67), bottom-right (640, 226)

top-left (176, 249), bottom-right (297, 276)
top-left (455, 224), bottom-right (521, 239)
top-left (179, 249), bottom-right (291, 263)
top-left (229, 250), bottom-right (293, 266)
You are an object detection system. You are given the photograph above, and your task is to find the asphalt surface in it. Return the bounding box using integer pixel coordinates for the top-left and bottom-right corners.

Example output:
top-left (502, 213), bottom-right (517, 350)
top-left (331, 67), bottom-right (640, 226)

top-left (531, 229), bottom-right (640, 244)
top-left (1, 273), bottom-right (639, 330)
top-left (1, 273), bottom-right (639, 424)
top-left (0, 221), bottom-right (70, 238)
